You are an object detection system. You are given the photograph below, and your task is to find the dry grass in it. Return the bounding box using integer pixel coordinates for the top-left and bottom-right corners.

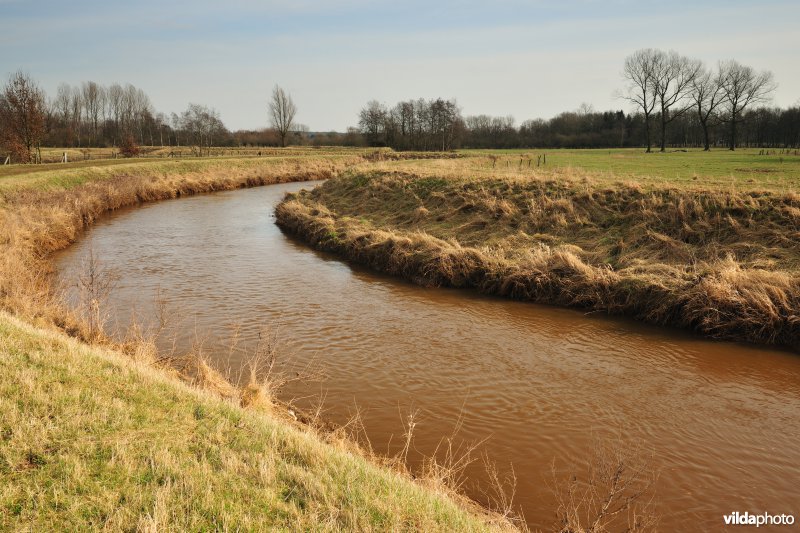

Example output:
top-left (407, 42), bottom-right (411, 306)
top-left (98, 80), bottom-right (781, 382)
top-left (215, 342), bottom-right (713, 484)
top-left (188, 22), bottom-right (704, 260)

top-left (276, 169), bottom-right (800, 349)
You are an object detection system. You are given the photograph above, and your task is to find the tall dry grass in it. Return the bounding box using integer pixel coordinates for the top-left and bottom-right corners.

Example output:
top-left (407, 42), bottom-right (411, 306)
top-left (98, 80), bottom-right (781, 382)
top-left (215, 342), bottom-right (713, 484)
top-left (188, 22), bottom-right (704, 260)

top-left (276, 170), bottom-right (800, 349)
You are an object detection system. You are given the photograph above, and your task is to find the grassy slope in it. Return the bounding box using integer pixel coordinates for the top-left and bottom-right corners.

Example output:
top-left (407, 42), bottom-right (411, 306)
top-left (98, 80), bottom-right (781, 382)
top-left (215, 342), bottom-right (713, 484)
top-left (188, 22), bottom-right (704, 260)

top-left (276, 155), bottom-right (800, 348)
top-left (0, 312), bottom-right (499, 531)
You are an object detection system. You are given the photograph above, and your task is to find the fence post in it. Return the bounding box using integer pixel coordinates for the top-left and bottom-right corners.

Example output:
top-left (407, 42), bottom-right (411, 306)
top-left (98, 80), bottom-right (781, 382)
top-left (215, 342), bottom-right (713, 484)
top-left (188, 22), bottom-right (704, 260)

top-left (3, 155), bottom-right (9, 165)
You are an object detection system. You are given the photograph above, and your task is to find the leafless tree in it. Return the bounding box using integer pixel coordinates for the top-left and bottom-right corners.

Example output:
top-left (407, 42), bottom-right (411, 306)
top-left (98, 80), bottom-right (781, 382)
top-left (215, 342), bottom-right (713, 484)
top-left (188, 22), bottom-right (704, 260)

top-left (651, 50), bottom-right (701, 152)
top-left (621, 49), bottom-right (659, 152)
top-left (0, 71), bottom-right (47, 162)
top-left (268, 85), bottom-right (297, 147)
top-left (107, 83), bottom-right (124, 146)
top-left (690, 65), bottom-right (726, 151)
top-left (358, 100), bottom-right (388, 146)
top-left (82, 81), bottom-right (104, 146)
top-left (718, 60), bottom-right (776, 150)
top-left (180, 103), bottom-right (226, 155)
top-left (69, 87), bottom-right (83, 147)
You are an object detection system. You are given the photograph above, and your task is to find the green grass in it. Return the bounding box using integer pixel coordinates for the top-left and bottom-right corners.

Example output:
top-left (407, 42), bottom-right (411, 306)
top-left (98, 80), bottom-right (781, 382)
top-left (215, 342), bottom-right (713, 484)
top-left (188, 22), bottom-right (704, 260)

top-left (0, 312), bottom-right (503, 531)
top-left (456, 148), bottom-right (800, 190)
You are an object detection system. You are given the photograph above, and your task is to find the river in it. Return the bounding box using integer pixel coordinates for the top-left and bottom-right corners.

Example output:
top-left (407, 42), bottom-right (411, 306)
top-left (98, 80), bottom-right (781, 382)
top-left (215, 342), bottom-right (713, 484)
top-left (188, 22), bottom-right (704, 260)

top-left (54, 180), bottom-right (800, 531)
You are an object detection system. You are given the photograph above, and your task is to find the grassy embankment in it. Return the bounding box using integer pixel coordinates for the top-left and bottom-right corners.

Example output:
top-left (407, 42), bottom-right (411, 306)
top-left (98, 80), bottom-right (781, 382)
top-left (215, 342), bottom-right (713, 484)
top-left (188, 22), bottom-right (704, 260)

top-left (0, 153), bottom-right (514, 531)
top-left (0, 312), bottom-right (503, 531)
top-left (276, 150), bottom-right (800, 349)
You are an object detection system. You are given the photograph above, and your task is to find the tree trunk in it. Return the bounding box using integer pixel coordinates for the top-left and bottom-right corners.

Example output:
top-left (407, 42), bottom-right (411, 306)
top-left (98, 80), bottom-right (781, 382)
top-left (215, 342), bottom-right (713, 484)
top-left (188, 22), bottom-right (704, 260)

top-left (660, 108), bottom-right (667, 152)
top-left (700, 119), bottom-right (710, 151)
top-left (644, 115), bottom-right (652, 153)
top-left (729, 111), bottom-right (737, 151)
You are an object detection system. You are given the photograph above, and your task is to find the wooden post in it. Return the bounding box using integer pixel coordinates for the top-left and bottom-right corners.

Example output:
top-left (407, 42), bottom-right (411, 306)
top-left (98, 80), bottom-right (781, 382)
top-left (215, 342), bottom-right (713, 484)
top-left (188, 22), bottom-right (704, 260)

top-left (543, 154), bottom-right (546, 165)
top-left (62, 152), bottom-right (68, 163)
top-left (3, 155), bottom-right (9, 165)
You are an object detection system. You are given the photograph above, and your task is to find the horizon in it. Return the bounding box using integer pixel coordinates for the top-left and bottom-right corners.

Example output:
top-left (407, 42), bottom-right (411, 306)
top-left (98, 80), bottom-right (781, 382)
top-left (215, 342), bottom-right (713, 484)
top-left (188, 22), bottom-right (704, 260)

top-left (2, 0), bottom-right (799, 132)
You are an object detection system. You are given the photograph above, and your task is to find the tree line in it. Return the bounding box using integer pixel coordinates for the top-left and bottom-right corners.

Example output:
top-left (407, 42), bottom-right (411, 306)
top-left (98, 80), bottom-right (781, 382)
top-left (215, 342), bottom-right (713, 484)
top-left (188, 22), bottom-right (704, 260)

top-left (622, 49), bottom-right (777, 152)
top-left (357, 49), bottom-right (797, 152)
top-left (358, 98), bottom-right (462, 151)
top-left (0, 72), bottom-right (238, 162)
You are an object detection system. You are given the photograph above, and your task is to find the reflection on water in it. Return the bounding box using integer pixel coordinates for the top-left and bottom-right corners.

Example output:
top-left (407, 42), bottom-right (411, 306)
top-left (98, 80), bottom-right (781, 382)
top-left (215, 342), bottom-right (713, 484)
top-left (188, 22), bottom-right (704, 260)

top-left (55, 181), bottom-right (800, 531)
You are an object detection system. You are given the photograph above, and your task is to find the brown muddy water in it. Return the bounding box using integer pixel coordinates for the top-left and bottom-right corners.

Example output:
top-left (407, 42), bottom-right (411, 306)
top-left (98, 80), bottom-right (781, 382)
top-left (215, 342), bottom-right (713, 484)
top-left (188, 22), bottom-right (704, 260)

top-left (55, 181), bottom-right (800, 531)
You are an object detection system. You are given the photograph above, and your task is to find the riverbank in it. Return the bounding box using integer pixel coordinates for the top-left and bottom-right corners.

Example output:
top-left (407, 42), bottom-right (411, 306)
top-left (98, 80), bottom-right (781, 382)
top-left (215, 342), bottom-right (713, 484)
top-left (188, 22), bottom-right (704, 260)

top-left (0, 155), bottom-right (516, 530)
top-left (275, 165), bottom-right (800, 348)
top-left (0, 311), bottom-right (506, 531)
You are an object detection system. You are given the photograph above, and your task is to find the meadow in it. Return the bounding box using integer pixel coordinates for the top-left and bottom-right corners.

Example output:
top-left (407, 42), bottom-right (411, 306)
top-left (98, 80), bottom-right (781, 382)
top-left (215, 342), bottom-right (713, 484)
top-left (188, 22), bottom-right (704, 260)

top-left (457, 147), bottom-right (800, 189)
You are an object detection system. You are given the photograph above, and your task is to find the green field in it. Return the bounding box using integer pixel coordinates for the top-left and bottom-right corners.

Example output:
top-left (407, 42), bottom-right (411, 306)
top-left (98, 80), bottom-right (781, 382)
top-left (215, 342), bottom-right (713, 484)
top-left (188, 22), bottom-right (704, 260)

top-left (456, 148), bottom-right (800, 190)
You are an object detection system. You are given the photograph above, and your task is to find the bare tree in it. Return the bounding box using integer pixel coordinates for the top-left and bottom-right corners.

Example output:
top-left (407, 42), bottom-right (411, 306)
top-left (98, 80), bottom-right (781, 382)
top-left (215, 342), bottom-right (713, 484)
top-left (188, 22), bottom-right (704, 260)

top-left (52, 83), bottom-right (73, 146)
top-left (0, 71), bottom-right (46, 162)
top-left (82, 81), bottom-right (104, 146)
top-left (719, 60), bottom-right (776, 150)
top-left (651, 50), bottom-right (701, 152)
top-left (180, 103), bottom-right (226, 155)
top-left (690, 65), bottom-right (725, 151)
top-left (358, 100), bottom-right (388, 146)
top-left (107, 83), bottom-right (124, 146)
top-left (621, 49), bottom-right (659, 152)
top-left (69, 87), bottom-right (83, 147)
top-left (268, 85), bottom-right (297, 147)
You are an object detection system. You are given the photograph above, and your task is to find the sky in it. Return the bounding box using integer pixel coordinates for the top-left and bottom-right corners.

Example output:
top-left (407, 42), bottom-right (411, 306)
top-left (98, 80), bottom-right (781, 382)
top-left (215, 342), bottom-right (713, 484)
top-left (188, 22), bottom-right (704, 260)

top-left (1, 0), bottom-right (798, 132)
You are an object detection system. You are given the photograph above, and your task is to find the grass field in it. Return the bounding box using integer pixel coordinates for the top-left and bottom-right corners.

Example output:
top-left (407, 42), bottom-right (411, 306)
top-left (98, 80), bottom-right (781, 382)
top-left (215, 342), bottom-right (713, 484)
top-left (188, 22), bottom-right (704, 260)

top-left (459, 148), bottom-right (800, 187)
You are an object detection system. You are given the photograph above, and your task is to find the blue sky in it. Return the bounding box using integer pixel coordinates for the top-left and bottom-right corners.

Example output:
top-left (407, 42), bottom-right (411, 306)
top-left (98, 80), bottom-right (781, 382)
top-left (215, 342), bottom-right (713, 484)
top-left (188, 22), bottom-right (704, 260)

top-left (1, 0), bottom-right (798, 131)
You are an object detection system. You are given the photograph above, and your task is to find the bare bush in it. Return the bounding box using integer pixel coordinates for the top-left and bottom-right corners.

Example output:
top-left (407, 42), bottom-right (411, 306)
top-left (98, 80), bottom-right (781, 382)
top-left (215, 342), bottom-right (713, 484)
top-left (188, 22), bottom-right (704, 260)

top-left (551, 438), bottom-right (659, 533)
top-left (76, 245), bottom-right (118, 341)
